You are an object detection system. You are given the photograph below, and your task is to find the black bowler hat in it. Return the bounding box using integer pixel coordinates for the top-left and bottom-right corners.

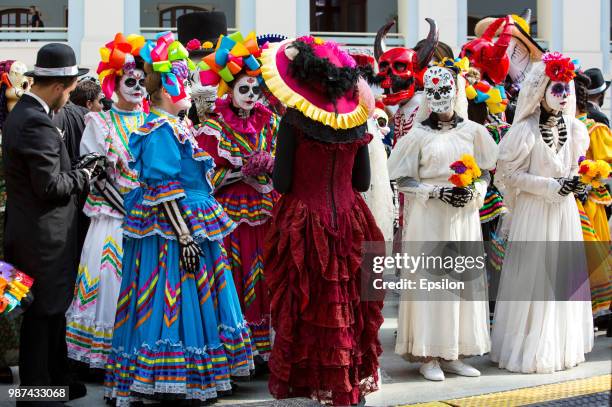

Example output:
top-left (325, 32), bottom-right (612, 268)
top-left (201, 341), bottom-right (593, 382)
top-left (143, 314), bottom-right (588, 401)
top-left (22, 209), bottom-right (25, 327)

top-left (177, 11), bottom-right (227, 58)
top-left (25, 43), bottom-right (88, 77)
top-left (584, 68), bottom-right (611, 96)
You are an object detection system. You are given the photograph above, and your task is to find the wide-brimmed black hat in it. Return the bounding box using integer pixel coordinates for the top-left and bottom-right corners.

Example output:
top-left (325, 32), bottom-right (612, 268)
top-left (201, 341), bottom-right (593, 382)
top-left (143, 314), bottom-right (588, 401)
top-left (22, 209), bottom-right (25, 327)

top-left (177, 11), bottom-right (227, 57)
top-left (25, 43), bottom-right (88, 77)
top-left (584, 68), bottom-right (611, 95)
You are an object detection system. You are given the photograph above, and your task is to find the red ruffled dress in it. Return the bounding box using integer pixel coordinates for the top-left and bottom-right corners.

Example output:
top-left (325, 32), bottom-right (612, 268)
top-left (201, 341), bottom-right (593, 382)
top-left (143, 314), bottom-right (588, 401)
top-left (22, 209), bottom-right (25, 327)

top-left (265, 130), bottom-right (384, 406)
top-left (196, 98), bottom-right (280, 360)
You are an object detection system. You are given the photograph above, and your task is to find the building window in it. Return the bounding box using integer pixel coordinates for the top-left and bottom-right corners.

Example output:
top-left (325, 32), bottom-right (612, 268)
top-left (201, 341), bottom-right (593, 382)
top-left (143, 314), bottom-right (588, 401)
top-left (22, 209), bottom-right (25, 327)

top-left (467, 0), bottom-right (537, 37)
top-left (159, 5), bottom-right (205, 28)
top-left (310, 0), bottom-right (367, 32)
top-left (0, 8), bottom-right (29, 27)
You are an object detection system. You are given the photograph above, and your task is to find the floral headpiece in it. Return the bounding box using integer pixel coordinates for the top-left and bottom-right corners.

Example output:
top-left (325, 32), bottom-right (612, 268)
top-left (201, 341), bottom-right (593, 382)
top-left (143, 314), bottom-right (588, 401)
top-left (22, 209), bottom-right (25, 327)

top-left (185, 38), bottom-right (216, 55)
top-left (198, 31), bottom-right (262, 96)
top-left (97, 33), bottom-right (145, 99)
top-left (437, 57), bottom-right (470, 75)
top-left (140, 31), bottom-right (195, 102)
top-left (542, 52), bottom-right (576, 83)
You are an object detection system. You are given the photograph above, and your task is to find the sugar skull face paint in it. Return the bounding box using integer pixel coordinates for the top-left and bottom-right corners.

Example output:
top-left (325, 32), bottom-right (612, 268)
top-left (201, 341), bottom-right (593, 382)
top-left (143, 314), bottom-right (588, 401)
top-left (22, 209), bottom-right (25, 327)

top-left (232, 75), bottom-right (261, 112)
top-left (118, 68), bottom-right (147, 105)
top-left (544, 80), bottom-right (571, 112)
top-left (423, 66), bottom-right (456, 114)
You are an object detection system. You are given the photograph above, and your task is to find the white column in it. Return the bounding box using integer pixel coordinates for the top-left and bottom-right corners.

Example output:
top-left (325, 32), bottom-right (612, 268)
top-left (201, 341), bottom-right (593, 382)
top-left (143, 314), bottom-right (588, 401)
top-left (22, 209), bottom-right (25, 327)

top-left (67, 0), bottom-right (85, 63)
top-left (398, 0), bottom-right (463, 52)
top-left (295, 0), bottom-right (310, 37)
top-left (236, 0), bottom-right (256, 34)
top-left (79, 0), bottom-right (126, 71)
top-left (124, 0), bottom-right (140, 35)
top-left (255, 0), bottom-right (297, 38)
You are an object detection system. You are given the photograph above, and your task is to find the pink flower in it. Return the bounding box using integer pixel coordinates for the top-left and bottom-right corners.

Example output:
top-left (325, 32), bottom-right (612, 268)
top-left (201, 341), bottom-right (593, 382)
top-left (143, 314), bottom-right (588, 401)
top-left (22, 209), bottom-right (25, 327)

top-left (186, 39), bottom-right (201, 52)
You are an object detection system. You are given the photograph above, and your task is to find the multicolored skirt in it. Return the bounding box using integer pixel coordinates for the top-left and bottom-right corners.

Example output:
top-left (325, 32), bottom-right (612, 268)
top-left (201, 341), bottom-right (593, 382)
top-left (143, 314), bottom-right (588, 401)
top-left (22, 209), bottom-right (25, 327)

top-left (104, 236), bottom-right (254, 406)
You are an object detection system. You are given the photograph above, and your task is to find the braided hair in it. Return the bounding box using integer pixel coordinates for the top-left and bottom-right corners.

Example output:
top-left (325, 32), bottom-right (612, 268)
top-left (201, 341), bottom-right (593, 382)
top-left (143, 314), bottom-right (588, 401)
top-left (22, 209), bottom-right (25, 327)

top-left (574, 71), bottom-right (591, 114)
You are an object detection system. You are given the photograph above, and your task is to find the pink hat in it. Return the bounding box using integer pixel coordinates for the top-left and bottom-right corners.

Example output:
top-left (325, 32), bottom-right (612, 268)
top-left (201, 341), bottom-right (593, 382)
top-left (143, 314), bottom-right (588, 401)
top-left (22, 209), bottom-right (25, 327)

top-left (261, 36), bottom-right (368, 130)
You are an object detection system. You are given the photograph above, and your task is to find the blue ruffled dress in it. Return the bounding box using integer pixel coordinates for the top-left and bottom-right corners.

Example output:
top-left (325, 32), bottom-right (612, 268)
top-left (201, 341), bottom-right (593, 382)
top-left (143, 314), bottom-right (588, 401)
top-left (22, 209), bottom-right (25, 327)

top-left (104, 108), bottom-right (254, 406)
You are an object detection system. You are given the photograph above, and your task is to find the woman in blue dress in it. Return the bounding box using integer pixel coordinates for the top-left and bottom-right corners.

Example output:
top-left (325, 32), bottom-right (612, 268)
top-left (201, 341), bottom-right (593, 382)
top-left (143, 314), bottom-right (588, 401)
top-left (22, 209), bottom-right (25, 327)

top-left (104, 32), bottom-right (254, 406)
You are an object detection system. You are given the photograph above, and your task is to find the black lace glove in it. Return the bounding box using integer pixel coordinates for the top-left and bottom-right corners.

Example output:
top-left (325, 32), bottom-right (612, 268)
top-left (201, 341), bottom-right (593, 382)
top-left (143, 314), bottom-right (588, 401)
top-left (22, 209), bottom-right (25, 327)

top-left (556, 176), bottom-right (580, 196)
top-left (161, 199), bottom-right (203, 273)
top-left (432, 186), bottom-right (474, 208)
top-left (74, 152), bottom-right (107, 180)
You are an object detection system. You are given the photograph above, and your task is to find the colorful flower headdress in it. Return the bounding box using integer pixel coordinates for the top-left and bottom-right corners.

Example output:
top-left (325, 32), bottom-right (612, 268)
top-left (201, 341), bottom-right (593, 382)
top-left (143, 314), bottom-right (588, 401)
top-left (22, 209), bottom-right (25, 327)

top-left (97, 33), bottom-right (146, 99)
top-left (198, 31), bottom-right (262, 96)
top-left (437, 57), bottom-right (470, 75)
top-left (542, 52), bottom-right (576, 83)
top-left (140, 31), bottom-right (195, 102)
top-left (466, 79), bottom-right (508, 114)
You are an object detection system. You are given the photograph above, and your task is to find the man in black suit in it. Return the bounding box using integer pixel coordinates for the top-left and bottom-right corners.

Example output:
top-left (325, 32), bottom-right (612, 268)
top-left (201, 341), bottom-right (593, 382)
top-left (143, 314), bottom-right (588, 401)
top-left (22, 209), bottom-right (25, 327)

top-left (585, 68), bottom-right (611, 127)
top-left (2, 43), bottom-right (102, 401)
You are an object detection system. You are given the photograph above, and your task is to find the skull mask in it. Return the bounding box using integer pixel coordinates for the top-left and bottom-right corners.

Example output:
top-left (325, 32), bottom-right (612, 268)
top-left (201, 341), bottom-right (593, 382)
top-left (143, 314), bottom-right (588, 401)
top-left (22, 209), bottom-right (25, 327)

top-left (2, 60), bottom-right (31, 111)
top-left (231, 75), bottom-right (261, 114)
top-left (192, 64), bottom-right (218, 121)
top-left (424, 66), bottom-right (456, 114)
top-left (374, 18), bottom-right (439, 106)
top-left (460, 16), bottom-right (513, 84)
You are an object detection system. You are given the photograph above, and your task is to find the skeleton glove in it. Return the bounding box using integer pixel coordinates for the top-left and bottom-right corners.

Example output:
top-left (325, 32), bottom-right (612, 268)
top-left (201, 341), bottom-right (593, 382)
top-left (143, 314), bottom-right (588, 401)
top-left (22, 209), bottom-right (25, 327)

top-left (74, 152), bottom-right (107, 180)
top-left (161, 200), bottom-right (203, 274)
top-left (556, 176), bottom-right (580, 196)
top-left (432, 186), bottom-right (474, 207)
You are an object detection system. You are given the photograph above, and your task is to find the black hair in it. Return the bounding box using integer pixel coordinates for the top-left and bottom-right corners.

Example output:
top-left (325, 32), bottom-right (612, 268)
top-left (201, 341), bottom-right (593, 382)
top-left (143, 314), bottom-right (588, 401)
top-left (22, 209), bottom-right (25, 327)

top-left (467, 98), bottom-right (488, 125)
top-left (70, 79), bottom-right (102, 108)
top-left (288, 40), bottom-right (360, 106)
top-left (414, 40), bottom-right (454, 62)
top-left (114, 56), bottom-right (145, 87)
top-left (574, 72), bottom-right (591, 114)
top-left (33, 75), bottom-right (77, 89)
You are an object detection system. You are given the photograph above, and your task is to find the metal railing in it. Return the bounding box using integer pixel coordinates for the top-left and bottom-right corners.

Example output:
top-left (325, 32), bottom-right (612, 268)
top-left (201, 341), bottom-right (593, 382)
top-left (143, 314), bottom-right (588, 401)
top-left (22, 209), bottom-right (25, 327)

top-left (0, 27), bottom-right (68, 41)
top-left (310, 31), bottom-right (404, 47)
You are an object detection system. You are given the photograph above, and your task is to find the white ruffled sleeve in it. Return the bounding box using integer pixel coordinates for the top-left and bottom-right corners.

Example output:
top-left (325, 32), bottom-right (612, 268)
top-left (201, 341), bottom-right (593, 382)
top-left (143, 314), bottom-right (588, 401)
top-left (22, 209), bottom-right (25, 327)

top-left (496, 118), bottom-right (563, 204)
top-left (387, 127), bottom-right (435, 203)
top-left (80, 112), bottom-right (107, 156)
top-left (472, 122), bottom-right (499, 200)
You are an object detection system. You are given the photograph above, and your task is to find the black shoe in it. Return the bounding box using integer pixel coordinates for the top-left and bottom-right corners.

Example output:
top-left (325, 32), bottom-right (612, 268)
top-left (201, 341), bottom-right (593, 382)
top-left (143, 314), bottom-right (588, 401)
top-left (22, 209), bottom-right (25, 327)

top-left (68, 381), bottom-right (87, 400)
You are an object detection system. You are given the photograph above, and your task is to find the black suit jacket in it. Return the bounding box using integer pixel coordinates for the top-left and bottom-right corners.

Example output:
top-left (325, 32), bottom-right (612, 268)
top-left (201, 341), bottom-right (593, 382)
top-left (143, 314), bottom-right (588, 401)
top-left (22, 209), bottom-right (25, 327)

top-left (2, 94), bottom-right (88, 316)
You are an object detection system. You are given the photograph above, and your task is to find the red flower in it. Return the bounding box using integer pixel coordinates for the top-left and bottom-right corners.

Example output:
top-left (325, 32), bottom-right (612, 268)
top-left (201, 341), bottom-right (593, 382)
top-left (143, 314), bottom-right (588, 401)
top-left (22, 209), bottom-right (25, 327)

top-left (578, 164), bottom-right (590, 175)
top-left (542, 52), bottom-right (575, 83)
top-left (186, 39), bottom-right (201, 52)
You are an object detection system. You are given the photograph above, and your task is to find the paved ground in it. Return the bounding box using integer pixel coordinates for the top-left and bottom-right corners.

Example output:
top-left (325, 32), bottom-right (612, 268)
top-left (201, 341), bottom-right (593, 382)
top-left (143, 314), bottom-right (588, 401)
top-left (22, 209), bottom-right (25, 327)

top-left (1, 293), bottom-right (610, 406)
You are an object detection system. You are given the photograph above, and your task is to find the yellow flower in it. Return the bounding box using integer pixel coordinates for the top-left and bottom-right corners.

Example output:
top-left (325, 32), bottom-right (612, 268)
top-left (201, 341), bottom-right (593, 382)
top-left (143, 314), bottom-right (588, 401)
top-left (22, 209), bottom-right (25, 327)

top-left (314, 37), bottom-right (325, 45)
top-left (595, 160), bottom-right (611, 179)
top-left (459, 173), bottom-right (473, 187)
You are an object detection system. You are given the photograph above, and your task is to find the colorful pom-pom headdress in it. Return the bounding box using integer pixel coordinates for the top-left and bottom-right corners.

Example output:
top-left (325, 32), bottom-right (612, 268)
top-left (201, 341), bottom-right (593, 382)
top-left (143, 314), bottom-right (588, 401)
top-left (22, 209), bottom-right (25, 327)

top-left (198, 31), bottom-right (262, 97)
top-left (97, 33), bottom-right (146, 99)
top-left (542, 52), bottom-right (576, 83)
top-left (261, 36), bottom-right (368, 130)
top-left (140, 31), bottom-right (195, 102)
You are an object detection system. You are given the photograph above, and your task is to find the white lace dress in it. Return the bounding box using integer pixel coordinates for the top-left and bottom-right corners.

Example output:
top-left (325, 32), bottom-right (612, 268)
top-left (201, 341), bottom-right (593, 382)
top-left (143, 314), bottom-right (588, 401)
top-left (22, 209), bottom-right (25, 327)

top-left (388, 119), bottom-right (497, 361)
top-left (490, 113), bottom-right (594, 373)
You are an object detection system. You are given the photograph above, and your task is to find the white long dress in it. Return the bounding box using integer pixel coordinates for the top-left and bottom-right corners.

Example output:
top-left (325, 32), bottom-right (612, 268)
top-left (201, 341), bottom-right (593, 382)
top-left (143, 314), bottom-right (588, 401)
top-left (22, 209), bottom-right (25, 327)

top-left (490, 113), bottom-right (594, 373)
top-left (363, 118), bottom-right (394, 241)
top-left (65, 107), bottom-right (145, 368)
top-left (388, 118), bottom-right (497, 361)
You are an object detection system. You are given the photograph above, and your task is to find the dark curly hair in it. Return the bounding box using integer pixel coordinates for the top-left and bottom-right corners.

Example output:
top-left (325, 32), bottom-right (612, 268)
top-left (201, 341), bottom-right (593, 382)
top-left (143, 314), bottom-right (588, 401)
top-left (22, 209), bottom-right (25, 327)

top-left (288, 40), bottom-right (360, 107)
top-left (574, 71), bottom-right (591, 114)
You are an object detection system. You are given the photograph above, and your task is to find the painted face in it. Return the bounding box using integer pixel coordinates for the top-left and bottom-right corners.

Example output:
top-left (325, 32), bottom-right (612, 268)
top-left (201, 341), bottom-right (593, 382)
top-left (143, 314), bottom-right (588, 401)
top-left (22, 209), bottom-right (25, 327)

top-left (118, 68), bottom-right (147, 104)
top-left (232, 75), bottom-right (261, 111)
top-left (373, 109), bottom-right (390, 136)
top-left (423, 66), bottom-right (456, 114)
top-left (507, 38), bottom-right (532, 85)
top-left (545, 80), bottom-right (571, 112)
top-left (174, 78), bottom-right (192, 111)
